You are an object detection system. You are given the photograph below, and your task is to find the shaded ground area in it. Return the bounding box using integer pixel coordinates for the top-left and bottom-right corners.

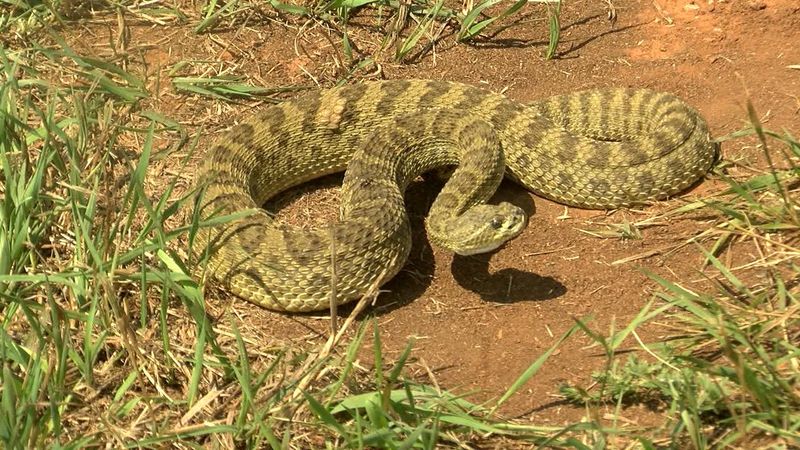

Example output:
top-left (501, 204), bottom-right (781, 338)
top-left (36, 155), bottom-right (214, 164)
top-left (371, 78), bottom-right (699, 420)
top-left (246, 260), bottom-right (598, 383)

top-left (63, 0), bottom-right (799, 427)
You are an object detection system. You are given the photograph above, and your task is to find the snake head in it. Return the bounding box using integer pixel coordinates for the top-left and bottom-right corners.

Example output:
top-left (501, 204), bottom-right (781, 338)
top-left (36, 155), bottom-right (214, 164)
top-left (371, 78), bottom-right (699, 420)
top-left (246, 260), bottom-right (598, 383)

top-left (430, 202), bottom-right (527, 256)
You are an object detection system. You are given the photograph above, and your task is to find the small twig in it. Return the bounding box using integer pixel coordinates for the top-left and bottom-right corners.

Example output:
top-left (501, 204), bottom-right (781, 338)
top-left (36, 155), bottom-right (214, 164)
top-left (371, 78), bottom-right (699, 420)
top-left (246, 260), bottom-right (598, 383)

top-left (524, 245), bottom-right (575, 257)
top-left (275, 268), bottom-right (388, 416)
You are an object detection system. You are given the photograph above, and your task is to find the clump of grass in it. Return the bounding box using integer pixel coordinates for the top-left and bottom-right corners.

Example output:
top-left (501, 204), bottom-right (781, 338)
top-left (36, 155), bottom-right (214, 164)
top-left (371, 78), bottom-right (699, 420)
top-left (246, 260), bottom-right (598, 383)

top-left (196, 0), bottom-right (565, 64)
top-left (171, 73), bottom-right (306, 101)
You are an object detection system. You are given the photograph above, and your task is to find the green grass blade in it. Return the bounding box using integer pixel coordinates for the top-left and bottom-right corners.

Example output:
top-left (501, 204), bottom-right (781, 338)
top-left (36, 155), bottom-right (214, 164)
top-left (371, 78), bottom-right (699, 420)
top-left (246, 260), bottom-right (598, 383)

top-left (493, 320), bottom-right (581, 410)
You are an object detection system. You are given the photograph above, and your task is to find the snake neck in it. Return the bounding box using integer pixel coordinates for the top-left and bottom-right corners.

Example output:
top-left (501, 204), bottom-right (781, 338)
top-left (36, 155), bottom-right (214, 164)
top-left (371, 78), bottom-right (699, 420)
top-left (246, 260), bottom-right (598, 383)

top-left (341, 110), bottom-right (519, 255)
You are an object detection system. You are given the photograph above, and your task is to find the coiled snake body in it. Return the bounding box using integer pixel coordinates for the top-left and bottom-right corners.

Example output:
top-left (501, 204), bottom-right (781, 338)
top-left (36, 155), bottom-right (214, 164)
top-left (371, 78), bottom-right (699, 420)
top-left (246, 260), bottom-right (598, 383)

top-left (197, 80), bottom-right (716, 312)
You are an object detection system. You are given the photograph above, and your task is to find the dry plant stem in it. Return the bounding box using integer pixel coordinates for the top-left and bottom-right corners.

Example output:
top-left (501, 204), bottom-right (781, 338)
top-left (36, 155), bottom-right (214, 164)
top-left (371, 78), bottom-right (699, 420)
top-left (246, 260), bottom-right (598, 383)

top-left (271, 269), bottom-right (388, 417)
top-left (387, 0), bottom-right (411, 49)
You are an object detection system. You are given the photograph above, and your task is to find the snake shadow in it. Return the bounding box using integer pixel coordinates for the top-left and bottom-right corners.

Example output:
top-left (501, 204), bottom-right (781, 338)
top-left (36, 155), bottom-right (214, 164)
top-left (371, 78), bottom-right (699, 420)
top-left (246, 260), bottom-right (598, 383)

top-left (450, 255), bottom-right (566, 304)
top-left (369, 179), bottom-right (566, 315)
top-left (271, 174), bottom-right (566, 318)
top-left (450, 181), bottom-right (566, 304)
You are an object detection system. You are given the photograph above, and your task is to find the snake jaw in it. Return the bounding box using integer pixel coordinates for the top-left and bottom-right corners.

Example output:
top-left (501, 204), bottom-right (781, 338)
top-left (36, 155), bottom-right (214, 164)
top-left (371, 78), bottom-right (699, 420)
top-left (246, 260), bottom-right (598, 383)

top-left (449, 202), bottom-right (528, 256)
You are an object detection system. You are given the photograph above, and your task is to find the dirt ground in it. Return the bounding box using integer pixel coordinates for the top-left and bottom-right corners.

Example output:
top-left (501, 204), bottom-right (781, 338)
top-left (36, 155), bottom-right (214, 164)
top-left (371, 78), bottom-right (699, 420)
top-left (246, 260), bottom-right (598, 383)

top-left (66, 0), bottom-right (800, 427)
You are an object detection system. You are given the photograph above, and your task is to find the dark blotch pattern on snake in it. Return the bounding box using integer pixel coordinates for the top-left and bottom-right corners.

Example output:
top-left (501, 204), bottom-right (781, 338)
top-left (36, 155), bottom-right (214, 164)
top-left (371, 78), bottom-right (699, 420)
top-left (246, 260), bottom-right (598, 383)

top-left (196, 80), bottom-right (716, 312)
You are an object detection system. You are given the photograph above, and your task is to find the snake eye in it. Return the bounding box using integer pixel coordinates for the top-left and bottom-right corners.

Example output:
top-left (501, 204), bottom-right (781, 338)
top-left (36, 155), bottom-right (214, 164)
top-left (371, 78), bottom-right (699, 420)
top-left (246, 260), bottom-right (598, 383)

top-left (490, 216), bottom-right (504, 229)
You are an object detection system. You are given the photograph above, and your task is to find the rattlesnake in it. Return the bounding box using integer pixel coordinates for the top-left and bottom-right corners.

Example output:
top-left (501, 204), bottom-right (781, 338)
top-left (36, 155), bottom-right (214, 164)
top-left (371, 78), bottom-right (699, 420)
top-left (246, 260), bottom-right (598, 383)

top-left (196, 79), bottom-right (716, 312)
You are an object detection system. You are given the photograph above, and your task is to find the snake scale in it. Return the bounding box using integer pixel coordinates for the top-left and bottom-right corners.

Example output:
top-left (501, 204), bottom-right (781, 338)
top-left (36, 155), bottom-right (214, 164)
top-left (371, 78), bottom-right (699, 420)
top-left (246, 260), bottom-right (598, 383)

top-left (196, 79), bottom-right (716, 312)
